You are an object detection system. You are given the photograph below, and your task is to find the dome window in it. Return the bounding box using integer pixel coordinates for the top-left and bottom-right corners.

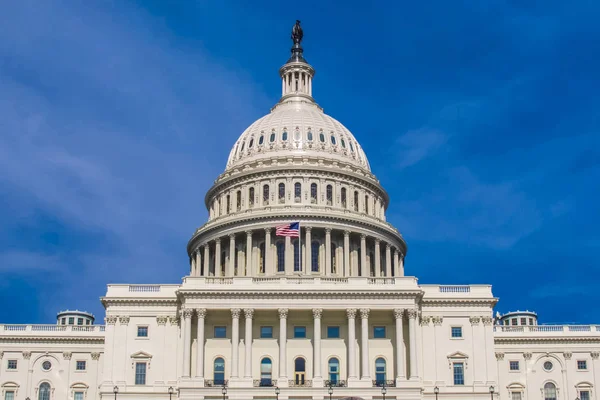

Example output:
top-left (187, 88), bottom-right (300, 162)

top-left (249, 138), bottom-right (254, 148)
top-left (249, 187), bottom-right (255, 208)
top-left (310, 183), bottom-right (318, 203)
top-left (319, 132), bottom-right (325, 143)
top-left (263, 184), bottom-right (270, 205)
top-left (258, 135), bottom-right (264, 145)
top-left (341, 188), bottom-right (347, 208)
top-left (331, 135), bottom-right (337, 145)
top-left (294, 182), bottom-right (301, 202)
top-left (294, 129), bottom-right (301, 141)
top-left (282, 130), bottom-right (288, 141)
top-left (278, 183), bottom-right (285, 203)
top-left (349, 141), bottom-right (355, 151)
top-left (326, 185), bottom-right (333, 205)
top-left (240, 141), bottom-right (245, 152)
top-left (270, 132), bottom-right (276, 143)
top-left (307, 130), bottom-right (313, 141)
top-left (341, 139), bottom-right (346, 148)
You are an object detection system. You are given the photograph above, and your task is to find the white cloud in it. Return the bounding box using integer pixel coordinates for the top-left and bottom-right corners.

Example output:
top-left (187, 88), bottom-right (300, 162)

top-left (395, 128), bottom-right (447, 169)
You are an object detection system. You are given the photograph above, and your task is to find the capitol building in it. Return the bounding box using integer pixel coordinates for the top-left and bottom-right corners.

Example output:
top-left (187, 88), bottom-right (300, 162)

top-left (1, 22), bottom-right (599, 400)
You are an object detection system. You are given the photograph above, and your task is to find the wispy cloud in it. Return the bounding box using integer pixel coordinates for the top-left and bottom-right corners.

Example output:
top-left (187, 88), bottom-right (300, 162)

top-left (395, 128), bottom-right (447, 169)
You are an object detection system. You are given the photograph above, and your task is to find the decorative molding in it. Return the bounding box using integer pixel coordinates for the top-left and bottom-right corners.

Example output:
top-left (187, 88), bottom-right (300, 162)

top-left (181, 308), bottom-right (193, 319)
top-left (196, 308), bottom-right (207, 319)
top-left (169, 315), bottom-right (179, 325)
top-left (0, 351), bottom-right (3, 359)
top-left (359, 308), bottom-right (370, 319)
top-left (432, 316), bottom-right (443, 326)
top-left (469, 316), bottom-right (481, 326)
top-left (231, 308), bottom-right (242, 319)
top-left (22, 351), bottom-right (32, 360)
top-left (591, 352), bottom-right (599, 360)
top-left (447, 351), bottom-right (469, 369)
top-left (105, 316), bottom-right (118, 325)
top-left (523, 352), bottom-right (533, 360)
top-left (563, 352), bottom-right (572, 360)
top-left (118, 316), bottom-right (130, 325)
top-left (407, 309), bottom-right (418, 320)
top-left (244, 308), bottom-right (254, 319)
top-left (346, 308), bottom-right (357, 319)
top-left (312, 308), bottom-right (323, 319)
top-left (393, 308), bottom-right (404, 319)
top-left (63, 352), bottom-right (72, 360)
top-left (278, 308), bottom-right (289, 319)
top-left (482, 316), bottom-right (494, 325)
top-left (156, 316), bottom-right (168, 326)
top-left (91, 352), bottom-right (101, 360)
top-left (420, 315), bottom-right (431, 326)
top-left (495, 352), bottom-right (505, 361)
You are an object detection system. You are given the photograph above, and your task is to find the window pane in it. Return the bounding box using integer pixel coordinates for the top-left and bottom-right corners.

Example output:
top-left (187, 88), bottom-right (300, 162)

top-left (74, 393), bottom-right (84, 400)
top-left (451, 327), bottom-right (462, 338)
top-left (373, 326), bottom-right (386, 338)
top-left (327, 326), bottom-right (340, 338)
top-left (137, 326), bottom-right (148, 337)
top-left (580, 391), bottom-right (590, 400)
top-left (214, 326), bottom-right (227, 338)
top-left (135, 362), bottom-right (146, 385)
top-left (261, 326), bottom-right (273, 338)
top-left (544, 383), bottom-right (557, 400)
top-left (5, 392), bottom-right (15, 400)
top-left (38, 383), bottom-right (51, 400)
top-left (311, 241), bottom-right (319, 272)
top-left (294, 326), bottom-right (306, 338)
top-left (578, 360), bottom-right (587, 370)
top-left (76, 361), bottom-right (86, 370)
top-left (453, 362), bottom-right (464, 385)
top-left (7, 360), bottom-right (17, 369)
top-left (509, 361), bottom-right (519, 371)
top-left (511, 393), bottom-right (522, 400)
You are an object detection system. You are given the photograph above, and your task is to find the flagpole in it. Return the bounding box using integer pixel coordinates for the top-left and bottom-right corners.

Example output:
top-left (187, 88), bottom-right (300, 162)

top-left (298, 221), bottom-right (302, 274)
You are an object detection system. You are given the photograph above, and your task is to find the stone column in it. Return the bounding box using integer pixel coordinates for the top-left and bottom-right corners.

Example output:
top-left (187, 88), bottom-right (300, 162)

top-left (228, 235), bottom-right (236, 277)
top-left (246, 230), bottom-right (253, 277)
top-left (244, 309), bottom-right (254, 378)
top-left (305, 227), bottom-right (312, 274)
top-left (399, 253), bottom-right (405, 276)
top-left (374, 239), bottom-right (381, 277)
top-left (195, 249), bottom-right (201, 277)
top-left (360, 308), bottom-right (371, 379)
top-left (407, 309), bottom-right (419, 380)
top-left (313, 308), bottom-right (323, 380)
top-left (344, 231), bottom-right (350, 277)
top-left (278, 308), bottom-right (289, 381)
top-left (385, 244), bottom-right (392, 277)
top-left (325, 228), bottom-right (332, 276)
top-left (347, 308), bottom-right (357, 379)
top-left (265, 228), bottom-right (272, 275)
top-left (182, 308), bottom-right (193, 377)
top-left (203, 244), bottom-right (209, 277)
top-left (231, 308), bottom-right (241, 378)
top-left (215, 239), bottom-right (222, 277)
top-left (393, 308), bottom-right (405, 380)
top-left (196, 308), bottom-right (206, 378)
top-left (393, 249), bottom-right (399, 277)
top-left (360, 235), bottom-right (367, 277)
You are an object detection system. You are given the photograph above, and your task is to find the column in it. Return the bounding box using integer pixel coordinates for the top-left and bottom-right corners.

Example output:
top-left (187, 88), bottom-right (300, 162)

top-left (360, 308), bottom-right (370, 379)
top-left (278, 308), bottom-right (289, 380)
top-left (393, 249), bottom-right (399, 277)
top-left (385, 244), bottom-right (392, 277)
top-left (196, 308), bottom-right (206, 378)
top-left (393, 309), bottom-right (405, 380)
top-left (265, 228), bottom-right (272, 275)
top-left (325, 228), bottom-right (332, 276)
top-left (229, 235), bottom-right (236, 277)
top-left (407, 309), bottom-right (419, 379)
top-left (231, 309), bottom-right (241, 378)
top-left (215, 239), bottom-right (222, 277)
top-left (347, 308), bottom-right (357, 379)
top-left (399, 253), bottom-right (405, 276)
top-left (244, 309), bottom-right (254, 378)
top-left (360, 235), bottom-right (367, 277)
top-left (285, 236), bottom-right (292, 274)
top-left (182, 308), bottom-right (193, 377)
top-left (246, 231), bottom-right (253, 276)
top-left (305, 227), bottom-right (312, 275)
top-left (313, 308), bottom-right (323, 379)
top-left (374, 239), bottom-right (381, 277)
top-left (195, 249), bottom-right (201, 277)
top-left (203, 244), bottom-right (209, 277)
top-left (190, 254), bottom-right (195, 277)
top-left (344, 231), bottom-right (350, 277)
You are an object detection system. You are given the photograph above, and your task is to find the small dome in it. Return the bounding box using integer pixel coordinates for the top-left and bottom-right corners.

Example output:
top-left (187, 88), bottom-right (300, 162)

top-left (225, 100), bottom-right (370, 172)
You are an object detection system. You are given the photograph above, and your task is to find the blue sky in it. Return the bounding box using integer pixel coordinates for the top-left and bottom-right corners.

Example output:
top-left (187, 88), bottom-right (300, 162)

top-left (1, 1), bottom-right (598, 324)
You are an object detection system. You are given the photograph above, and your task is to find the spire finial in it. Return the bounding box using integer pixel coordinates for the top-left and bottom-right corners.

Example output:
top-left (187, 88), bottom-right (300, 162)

top-left (291, 20), bottom-right (303, 44)
top-left (288, 20), bottom-right (306, 63)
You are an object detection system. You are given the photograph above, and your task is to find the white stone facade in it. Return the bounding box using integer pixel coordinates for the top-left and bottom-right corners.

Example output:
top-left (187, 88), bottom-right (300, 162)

top-left (1, 22), bottom-right (599, 400)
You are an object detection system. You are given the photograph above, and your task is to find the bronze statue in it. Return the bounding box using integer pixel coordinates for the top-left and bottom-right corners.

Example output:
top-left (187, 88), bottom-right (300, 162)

top-left (291, 20), bottom-right (303, 44)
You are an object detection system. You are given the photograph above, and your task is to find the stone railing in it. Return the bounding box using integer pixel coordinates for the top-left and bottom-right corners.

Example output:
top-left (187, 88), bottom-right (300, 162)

top-left (288, 380), bottom-right (312, 387)
top-left (372, 380), bottom-right (396, 387)
top-left (494, 325), bottom-right (600, 333)
top-left (253, 379), bottom-right (275, 387)
top-left (105, 284), bottom-right (180, 298)
top-left (204, 379), bottom-right (228, 387)
top-left (183, 276), bottom-right (419, 289)
top-left (129, 285), bottom-right (161, 292)
top-left (1, 324), bottom-right (105, 335)
top-left (324, 380), bottom-right (347, 387)
top-left (439, 285), bottom-right (471, 293)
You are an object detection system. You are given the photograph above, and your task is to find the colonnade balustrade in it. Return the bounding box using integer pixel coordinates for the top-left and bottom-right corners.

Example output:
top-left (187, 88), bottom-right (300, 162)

top-left (179, 307), bottom-right (420, 386)
top-left (189, 227), bottom-right (405, 278)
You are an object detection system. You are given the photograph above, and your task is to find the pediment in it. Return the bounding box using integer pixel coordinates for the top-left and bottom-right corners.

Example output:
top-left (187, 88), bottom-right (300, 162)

top-left (130, 351), bottom-right (153, 359)
top-left (447, 351), bottom-right (469, 359)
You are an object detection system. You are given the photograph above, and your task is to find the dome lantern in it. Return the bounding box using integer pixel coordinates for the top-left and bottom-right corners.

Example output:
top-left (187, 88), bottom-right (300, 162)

top-left (278, 20), bottom-right (316, 103)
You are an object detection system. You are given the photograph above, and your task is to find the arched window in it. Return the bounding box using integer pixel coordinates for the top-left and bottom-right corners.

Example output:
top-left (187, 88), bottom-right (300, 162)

top-left (249, 187), bottom-right (255, 208)
top-left (293, 239), bottom-right (301, 272)
top-left (294, 357), bottom-right (306, 385)
top-left (38, 383), bottom-right (51, 400)
top-left (259, 135), bottom-right (264, 145)
top-left (328, 358), bottom-right (340, 384)
top-left (278, 183), bottom-right (285, 203)
top-left (375, 358), bottom-right (386, 386)
top-left (240, 141), bottom-right (245, 152)
top-left (349, 141), bottom-right (355, 151)
top-left (259, 243), bottom-right (265, 274)
top-left (214, 357), bottom-right (225, 385)
top-left (249, 138), bottom-right (254, 148)
top-left (354, 191), bottom-right (359, 212)
top-left (331, 135), bottom-right (337, 145)
top-left (226, 195), bottom-right (231, 214)
top-left (307, 130), bottom-right (313, 141)
top-left (341, 188), bottom-right (347, 208)
top-left (319, 132), bottom-right (325, 142)
top-left (310, 183), bottom-right (318, 203)
top-left (270, 132), bottom-right (276, 142)
top-left (326, 185), bottom-right (333, 205)
top-left (294, 182), bottom-right (301, 202)
top-left (276, 241), bottom-right (285, 272)
top-left (544, 383), bottom-right (557, 400)
top-left (260, 358), bottom-right (272, 386)
top-left (331, 243), bottom-right (338, 274)
top-left (263, 184), bottom-right (270, 205)
top-left (311, 241), bottom-right (320, 272)
top-left (365, 194), bottom-right (369, 214)
top-left (282, 130), bottom-right (288, 141)
top-left (341, 139), bottom-right (346, 148)
top-left (236, 190), bottom-right (242, 211)
top-left (294, 129), bottom-right (301, 141)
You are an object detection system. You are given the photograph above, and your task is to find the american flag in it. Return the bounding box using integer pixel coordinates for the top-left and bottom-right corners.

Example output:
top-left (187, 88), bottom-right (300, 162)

top-left (276, 222), bottom-right (300, 237)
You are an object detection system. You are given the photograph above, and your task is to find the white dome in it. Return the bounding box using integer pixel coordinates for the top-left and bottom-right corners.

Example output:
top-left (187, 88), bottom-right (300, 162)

top-left (225, 100), bottom-right (371, 172)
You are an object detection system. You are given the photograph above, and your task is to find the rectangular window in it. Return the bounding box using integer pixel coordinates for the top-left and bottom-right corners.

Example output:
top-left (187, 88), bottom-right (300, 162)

top-left (511, 392), bottom-right (522, 400)
top-left (5, 392), bottom-right (15, 400)
top-left (373, 326), bottom-right (386, 338)
top-left (69, 317), bottom-right (74, 324)
top-left (7, 360), bottom-right (17, 370)
top-left (453, 362), bottom-right (465, 385)
top-left (77, 317), bottom-right (84, 325)
top-left (509, 361), bottom-right (520, 371)
top-left (451, 326), bottom-right (463, 338)
top-left (86, 320), bottom-right (91, 325)
top-left (260, 326), bottom-right (273, 338)
top-left (137, 326), bottom-right (149, 337)
top-left (529, 318), bottom-right (534, 325)
top-left (214, 326), bottom-right (227, 338)
top-left (61, 318), bottom-right (66, 325)
top-left (327, 326), bottom-right (340, 338)
top-left (135, 362), bottom-right (147, 385)
top-left (580, 391), bottom-right (590, 400)
top-left (76, 360), bottom-right (86, 371)
top-left (511, 318), bottom-right (517, 325)
top-left (294, 326), bottom-right (306, 338)
top-left (520, 317), bottom-right (526, 325)
top-left (578, 360), bottom-right (588, 370)
top-left (74, 392), bottom-right (84, 400)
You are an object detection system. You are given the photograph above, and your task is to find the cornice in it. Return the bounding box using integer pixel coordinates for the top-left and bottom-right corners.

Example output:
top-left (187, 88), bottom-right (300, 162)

top-left (177, 290), bottom-right (422, 301)
top-left (100, 298), bottom-right (178, 307)
top-left (0, 337), bottom-right (105, 345)
top-left (421, 299), bottom-right (498, 307)
top-left (494, 337), bottom-right (600, 345)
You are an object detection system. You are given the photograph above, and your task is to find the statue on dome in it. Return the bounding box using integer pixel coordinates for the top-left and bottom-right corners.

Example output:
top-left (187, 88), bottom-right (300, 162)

top-left (291, 20), bottom-right (303, 44)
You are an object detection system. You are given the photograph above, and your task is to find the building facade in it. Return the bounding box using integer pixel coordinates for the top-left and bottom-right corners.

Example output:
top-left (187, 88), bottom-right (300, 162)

top-left (1, 22), bottom-right (599, 400)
